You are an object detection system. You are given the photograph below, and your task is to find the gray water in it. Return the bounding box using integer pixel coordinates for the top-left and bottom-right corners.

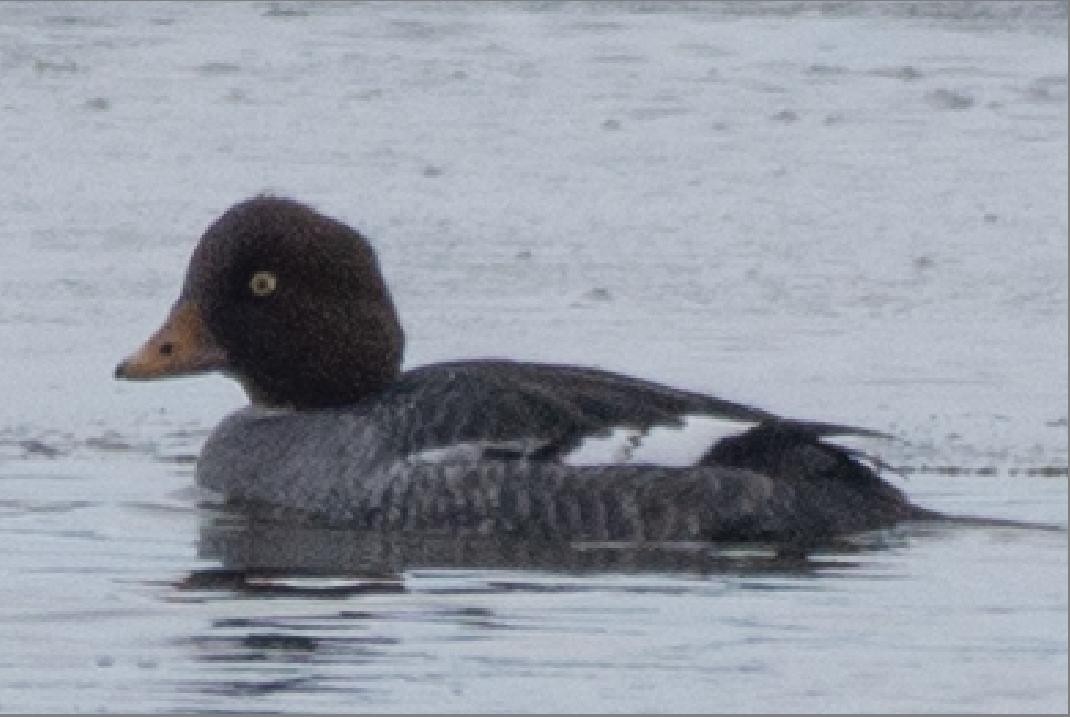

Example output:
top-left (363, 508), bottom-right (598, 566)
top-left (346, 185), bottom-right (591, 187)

top-left (0, 1), bottom-right (1066, 712)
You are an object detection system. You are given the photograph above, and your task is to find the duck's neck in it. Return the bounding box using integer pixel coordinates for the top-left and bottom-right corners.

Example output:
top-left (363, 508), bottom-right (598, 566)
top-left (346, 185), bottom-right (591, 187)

top-left (233, 304), bottom-right (405, 411)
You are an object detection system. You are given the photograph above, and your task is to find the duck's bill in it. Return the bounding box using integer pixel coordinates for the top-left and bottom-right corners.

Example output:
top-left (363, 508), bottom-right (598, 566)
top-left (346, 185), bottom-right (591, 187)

top-left (114, 299), bottom-right (229, 380)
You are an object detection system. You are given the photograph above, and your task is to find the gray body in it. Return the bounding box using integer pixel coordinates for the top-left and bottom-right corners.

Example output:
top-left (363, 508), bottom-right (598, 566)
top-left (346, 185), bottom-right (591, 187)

top-left (197, 361), bottom-right (927, 543)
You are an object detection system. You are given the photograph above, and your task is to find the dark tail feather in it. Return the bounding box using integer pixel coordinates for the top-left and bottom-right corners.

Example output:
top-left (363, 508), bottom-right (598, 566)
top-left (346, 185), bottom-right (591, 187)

top-left (779, 418), bottom-right (894, 441)
top-left (915, 511), bottom-right (1066, 533)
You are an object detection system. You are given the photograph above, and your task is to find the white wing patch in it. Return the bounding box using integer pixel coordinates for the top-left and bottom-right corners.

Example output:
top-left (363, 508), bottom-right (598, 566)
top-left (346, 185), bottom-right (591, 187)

top-left (406, 440), bottom-right (540, 464)
top-left (404, 416), bottom-right (760, 467)
top-left (562, 415), bottom-right (759, 467)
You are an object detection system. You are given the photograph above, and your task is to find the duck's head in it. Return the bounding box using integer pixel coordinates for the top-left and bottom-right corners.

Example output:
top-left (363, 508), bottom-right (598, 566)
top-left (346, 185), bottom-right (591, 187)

top-left (115, 196), bottom-right (404, 409)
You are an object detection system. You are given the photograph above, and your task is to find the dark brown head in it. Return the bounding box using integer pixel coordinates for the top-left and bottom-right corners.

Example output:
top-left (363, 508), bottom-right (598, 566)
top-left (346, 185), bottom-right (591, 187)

top-left (115, 197), bottom-right (405, 408)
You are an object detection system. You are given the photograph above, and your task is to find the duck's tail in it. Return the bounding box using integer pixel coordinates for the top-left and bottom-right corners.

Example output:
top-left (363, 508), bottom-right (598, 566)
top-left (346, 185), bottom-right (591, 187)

top-left (911, 510), bottom-right (1066, 533)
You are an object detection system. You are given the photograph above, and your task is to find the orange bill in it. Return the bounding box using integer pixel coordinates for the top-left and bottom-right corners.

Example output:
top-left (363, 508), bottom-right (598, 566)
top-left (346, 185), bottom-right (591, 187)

top-left (114, 300), bottom-right (228, 380)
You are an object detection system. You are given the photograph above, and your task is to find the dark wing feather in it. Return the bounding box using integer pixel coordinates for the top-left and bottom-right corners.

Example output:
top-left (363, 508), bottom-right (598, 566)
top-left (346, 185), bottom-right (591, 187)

top-left (382, 360), bottom-right (883, 460)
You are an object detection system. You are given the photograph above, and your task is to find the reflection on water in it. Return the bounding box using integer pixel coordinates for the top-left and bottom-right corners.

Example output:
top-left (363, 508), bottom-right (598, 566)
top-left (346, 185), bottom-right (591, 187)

top-left (165, 508), bottom-right (1065, 711)
top-left (179, 509), bottom-right (911, 704)
top-left (191, 509), bottom-right (922, 592)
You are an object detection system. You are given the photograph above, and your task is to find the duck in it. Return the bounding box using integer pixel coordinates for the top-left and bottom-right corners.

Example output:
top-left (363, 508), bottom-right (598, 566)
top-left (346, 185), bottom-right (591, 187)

top-left (115, 196), bottom-right (934, 543)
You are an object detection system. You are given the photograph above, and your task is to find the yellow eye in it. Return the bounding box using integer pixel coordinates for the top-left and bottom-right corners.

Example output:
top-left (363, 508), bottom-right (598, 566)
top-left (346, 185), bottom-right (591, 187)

top-left (249, 270), bottom-right (277, 297)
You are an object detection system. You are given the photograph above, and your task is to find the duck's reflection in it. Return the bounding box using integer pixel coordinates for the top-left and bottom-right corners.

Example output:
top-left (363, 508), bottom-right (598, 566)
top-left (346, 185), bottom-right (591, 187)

top-left (172, 506), bottom-right (928, 703)
top-left (184, 505), bottom-right (922, 596)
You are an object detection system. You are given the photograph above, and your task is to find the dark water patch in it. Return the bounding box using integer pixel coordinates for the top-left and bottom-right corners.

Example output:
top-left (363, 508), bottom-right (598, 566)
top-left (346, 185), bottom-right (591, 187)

top-left (262, 3), bottom-right (309, 18)
top-left (591, 53), bottom-right (648, 64)
top-left (570, 287), bottom-right (614, 307)
top-left (180, 632), bottom-right (398, 659)
top-left (926, 87), bottom-right (976, 109)
top-left (870, 65), bottom-right (924, 80)
top-left (0, 606), bottom-right (164, 625)
top-left (676, 42), bottom-right (732, 58)
top-left (85, 431), bottom-right (136, 451)
top-left (0, 498), bottom-right (94, 514)
top-left (32, 58), bottom-right (79, 74)
top-left (44, 14), bottom-right (115, 27)
top-left (156, 452), bottom-right (199, 464)
top-left (1012, 465), bottom-right (1069, 477)
top-left (185, 674), bottom-right (335, 698)
top-left (12, 438), bottom-right (64, 458)
top-left (0, 426), bottom-right (209, 463)
top-left (385, 18), bottom-right (482, 41)
top-left (568, 20), bottom-right (627, 33)
top-left (347, 87), bottom-right (385, 102)
top-left (195, 61), bottom-right (242, 76)
top-left (897, 463), bottom-right (1069, 478)
top-left (120, 500), bottom-right (197, 516)
top-left (1022, 75), bottom-right (1068, 103)
top-left (807, 63), bottom-right (849, 76)
top-left (222, 88), bottom-right (252, 104)
top-left (745, 80), bottom-right (787, 94)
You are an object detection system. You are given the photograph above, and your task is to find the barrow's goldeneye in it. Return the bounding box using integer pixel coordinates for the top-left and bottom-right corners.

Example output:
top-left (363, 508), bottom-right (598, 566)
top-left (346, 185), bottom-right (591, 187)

top-left (115, 196), bottom-right (934, 542)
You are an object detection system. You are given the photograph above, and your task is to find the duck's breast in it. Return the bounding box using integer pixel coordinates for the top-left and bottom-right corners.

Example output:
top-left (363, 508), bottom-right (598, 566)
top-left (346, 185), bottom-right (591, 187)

top-left (196, 404), bottom-right (399, 518)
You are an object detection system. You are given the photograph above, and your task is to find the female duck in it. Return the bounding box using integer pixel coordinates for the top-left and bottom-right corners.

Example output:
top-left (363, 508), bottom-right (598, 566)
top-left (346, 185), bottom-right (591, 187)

top-left (115, 196), bottom-right (932, 542)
